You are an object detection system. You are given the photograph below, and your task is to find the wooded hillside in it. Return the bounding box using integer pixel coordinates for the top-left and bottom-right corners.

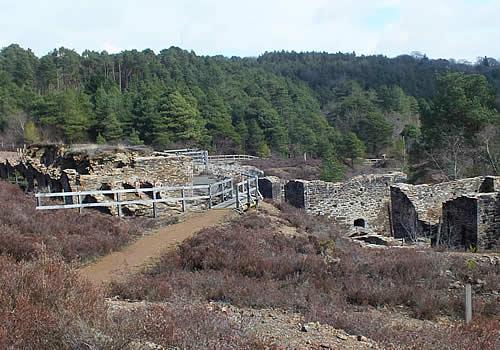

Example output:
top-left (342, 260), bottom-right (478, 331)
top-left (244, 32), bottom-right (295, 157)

top-left (1, 44), bottom-right (499, 181)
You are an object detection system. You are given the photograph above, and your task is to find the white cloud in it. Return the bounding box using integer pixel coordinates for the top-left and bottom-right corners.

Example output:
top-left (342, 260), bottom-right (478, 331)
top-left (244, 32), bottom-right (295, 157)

top-left (0, 0), bottom-right (498, 60)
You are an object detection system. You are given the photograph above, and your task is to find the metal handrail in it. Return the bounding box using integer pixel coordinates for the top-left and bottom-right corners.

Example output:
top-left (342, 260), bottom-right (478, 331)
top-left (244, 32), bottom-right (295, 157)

top-left (34, 176), bottom-right (259, 215)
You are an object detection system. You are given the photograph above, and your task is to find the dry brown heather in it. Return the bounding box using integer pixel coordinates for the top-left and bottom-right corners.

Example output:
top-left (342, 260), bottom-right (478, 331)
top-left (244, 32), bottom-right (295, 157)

top-left (0, 255), bottom-right (264, 349)
top-left (246, 156), bottom-right (321, 180)
top-left (110, 203), bottom-right (499, 350)
top-left (0, 181), bottom-right (135, 262)
top-left (0, 180), bottom-right (498, 349)
top-left (0, 181), bottom-right (265, 349)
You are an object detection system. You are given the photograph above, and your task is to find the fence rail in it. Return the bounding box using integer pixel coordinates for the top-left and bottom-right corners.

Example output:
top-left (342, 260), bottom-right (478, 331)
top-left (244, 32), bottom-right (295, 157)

top-left (208, 154), bottom-right (259, 162)
top-left (155, 149), bottom-right (209, 166)
top-left (0, 142), bottom-right (25, 153)
top-left (35, 176), bottom-right (260, 216)
top-left (157, 149), bottom-right (259, 165)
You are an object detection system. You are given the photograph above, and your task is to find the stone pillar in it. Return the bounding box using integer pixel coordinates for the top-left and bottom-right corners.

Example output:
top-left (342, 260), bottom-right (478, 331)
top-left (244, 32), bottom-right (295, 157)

top-left (284, 180), bottom-right (308, 208)
top-left (258, 176), bottom-right (283, 202)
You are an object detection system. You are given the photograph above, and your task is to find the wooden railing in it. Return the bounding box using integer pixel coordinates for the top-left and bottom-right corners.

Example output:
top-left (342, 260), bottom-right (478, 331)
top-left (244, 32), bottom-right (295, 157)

top-left (208, 154), bottom-right (259, 162)
top-left (0, 142), bottom-right (25, 153)
top-left (156, 149), bottom-right (209, 167)
top-left (35, 176), bottom-right (260, 216)
top-left (158, 149), bottom-right (259, 165)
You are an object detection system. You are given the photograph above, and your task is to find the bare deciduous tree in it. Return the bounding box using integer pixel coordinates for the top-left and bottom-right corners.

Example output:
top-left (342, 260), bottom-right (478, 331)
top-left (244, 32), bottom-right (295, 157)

top-left (477, 125), bottom-right (500, 175)
top-left (426, 132), bottom-right (474, 180)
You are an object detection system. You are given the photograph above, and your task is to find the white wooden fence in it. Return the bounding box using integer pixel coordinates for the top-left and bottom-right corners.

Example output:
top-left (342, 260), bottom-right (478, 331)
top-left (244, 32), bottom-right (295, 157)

top-left (157, 149), bottom-right (259, 165)
top-left (35, 176), bottom-right (261, 217)
top-left (208, 154), bottom-right (259, 162)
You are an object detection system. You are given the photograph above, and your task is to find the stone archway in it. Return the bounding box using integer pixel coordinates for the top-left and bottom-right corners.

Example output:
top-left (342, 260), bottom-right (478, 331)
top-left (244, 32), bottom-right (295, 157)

top-left (354, 218), bottom-right (366, 228)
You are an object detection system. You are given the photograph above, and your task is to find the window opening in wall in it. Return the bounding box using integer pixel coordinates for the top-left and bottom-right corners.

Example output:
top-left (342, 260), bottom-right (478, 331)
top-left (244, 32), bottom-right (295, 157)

top-left (354, 218), bottom-right (366, 228)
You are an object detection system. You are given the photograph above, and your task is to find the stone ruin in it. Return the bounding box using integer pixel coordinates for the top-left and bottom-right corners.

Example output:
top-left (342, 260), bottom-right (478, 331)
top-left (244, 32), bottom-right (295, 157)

top-left (391, 176), bottom-right (500, 250)
top-left (0, 144), bottom-right (194, 215)
top-left (258, 176), bottom-right (283, 203)
top-left (262, 172), bottom-right (499, 250)
top-left (2, 144), bottom-right (499, 250)
top-left (262, 172), bottom-right (407, 232)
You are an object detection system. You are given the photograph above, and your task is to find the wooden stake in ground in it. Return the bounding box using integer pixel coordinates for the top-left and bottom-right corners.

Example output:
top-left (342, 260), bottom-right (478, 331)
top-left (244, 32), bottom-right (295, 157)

top-left (465, 283), bottom-right (472, 324)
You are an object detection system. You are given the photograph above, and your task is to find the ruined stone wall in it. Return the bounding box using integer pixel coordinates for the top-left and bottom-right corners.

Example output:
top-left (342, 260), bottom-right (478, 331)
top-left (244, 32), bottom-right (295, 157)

top-left (204, 162), bottom-right (263, 181)
top-left (441, 196), bottom-right (478, 249)
top-left (0, 145), bottom-right (194, 192)
top-left (392, 176), bottom-right (500, 247)
top-left (390, 186), bottom-right (420, 239)
top-left (285, 172), bottom-right (406, 232)
top-left (392, 177), bottom-right (486, 224)
top-left (441, 193), bottom-right (499, 250)
top-left (477, 193), bottom-right (500, 250)
top-left (258, 176), bottom-right (283, 202)
top-left (74, 156), bottom-right (193, 191)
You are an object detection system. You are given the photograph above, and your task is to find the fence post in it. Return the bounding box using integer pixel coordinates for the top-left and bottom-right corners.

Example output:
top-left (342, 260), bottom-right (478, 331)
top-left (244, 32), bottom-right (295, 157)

top-left (465, 284), bottom-right (472, 324)
top-left (36, 195), bottom-right (41, 209)
top-left (221, 182), bottom-right (224, 202)
top-left (152, 189), bottom-right (158, 218)
top-left (78, 193), bottom-right (83, 214)
top-left (246, 178), bottom-right (251, 206)
top-left (254, 176), bottom-right (259, 207)
top-left (235, 182), bottom-right (240, 209)
top-left (181, 188), bottom-right (186, 212)
top-left (204, 150), bottom-right (209, 171)
top-left (229, 179), bottom-right (234, 200)
top-left (115, 192), bottom-right (123, 218)
top-left (221, 181), bottom-right (226, 203)
top-left (208, 184), bottom-right (212, 209)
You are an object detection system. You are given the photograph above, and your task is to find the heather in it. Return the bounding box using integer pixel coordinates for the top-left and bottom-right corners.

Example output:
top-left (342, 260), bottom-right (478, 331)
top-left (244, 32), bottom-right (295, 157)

top-left (110, 205), bottom-right (500, 349)
top-left (0, 181), bottom-right (134, 262)
top-left (0, 255), bottom-right (263, 349)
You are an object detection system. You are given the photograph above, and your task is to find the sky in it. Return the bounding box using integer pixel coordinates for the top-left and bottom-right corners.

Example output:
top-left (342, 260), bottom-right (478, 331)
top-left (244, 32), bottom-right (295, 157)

top-left (0, 0), bottom-right (498, 61)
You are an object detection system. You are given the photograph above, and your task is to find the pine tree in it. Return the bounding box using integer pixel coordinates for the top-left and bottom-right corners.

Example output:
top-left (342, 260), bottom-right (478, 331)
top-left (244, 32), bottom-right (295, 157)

top-left (96, 133), bottom-right (106, 144)
top-left (23, 121), bottom-right (39, 144)
top-left (246, 119), bottom-right (269, 156)
top-left (103, 111), bottom-right (123, 142)
top-left (320, 156), bottom-right (345, 182)
top-left (355, 112), bottom-right (392, 155)
top-left (342, 132), bottom-right (366, 166)
top-left (154, 90), bottom-right (208, 147)
top-left (201, 89), bottom-right (240, 152)
top-left (127, 129), bottom-right (143, 145)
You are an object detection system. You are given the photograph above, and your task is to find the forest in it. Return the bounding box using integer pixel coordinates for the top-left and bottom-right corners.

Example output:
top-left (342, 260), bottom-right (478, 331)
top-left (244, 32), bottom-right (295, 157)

top-left (1, 44), bottom-right (499, 182)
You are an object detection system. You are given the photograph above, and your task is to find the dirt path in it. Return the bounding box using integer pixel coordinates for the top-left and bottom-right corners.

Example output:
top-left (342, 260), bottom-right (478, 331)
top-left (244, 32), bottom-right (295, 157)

top-left (79, 209), bottom-right (234, 285)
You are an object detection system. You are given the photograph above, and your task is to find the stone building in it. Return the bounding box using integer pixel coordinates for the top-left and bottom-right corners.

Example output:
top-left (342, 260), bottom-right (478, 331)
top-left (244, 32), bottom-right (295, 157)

top-left (440, 192), bottom-right (499, 250)
top-left (284, 172), bottom-right (407, 232)
top-left (390, 176), bottom-right (500, 250)
top-left (258, 176), bottom-right (283, 202)
top-left (0, 144), bottom-right (194, 215)
top-left (0, 144), bottom-right (193, 192)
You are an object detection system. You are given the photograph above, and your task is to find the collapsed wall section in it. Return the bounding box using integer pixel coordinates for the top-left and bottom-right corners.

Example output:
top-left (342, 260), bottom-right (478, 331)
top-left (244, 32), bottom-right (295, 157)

top-left (390, 177), bottom-right (488, 240)
top-left (477, 193), bottom-right (500, 250)
top-left (391, 176), bottom-right (500, 248)
top-left (440, 196), bottom-right (479, 249)
top-left (258, 176), bottom-right (283, 202)
top-left (0, 145), bottom-right (195, 216)
top-left (440, 193), bottom-right (499, 250)
top-left (73, 156), bottom-right (193, 191)
top-left (285, 172), bottom-right (407, 232)
top-left (390, 186), bottom-right (420, 239)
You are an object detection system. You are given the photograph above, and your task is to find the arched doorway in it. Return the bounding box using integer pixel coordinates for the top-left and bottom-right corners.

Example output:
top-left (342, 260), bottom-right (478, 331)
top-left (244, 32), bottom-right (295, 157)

top-left (354, 218), bottom-right (366, 228)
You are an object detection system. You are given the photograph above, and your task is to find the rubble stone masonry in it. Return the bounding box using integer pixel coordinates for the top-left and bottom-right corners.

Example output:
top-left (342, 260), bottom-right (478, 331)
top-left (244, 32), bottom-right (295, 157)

top-left (285, 172), bottom-right (407, 232)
